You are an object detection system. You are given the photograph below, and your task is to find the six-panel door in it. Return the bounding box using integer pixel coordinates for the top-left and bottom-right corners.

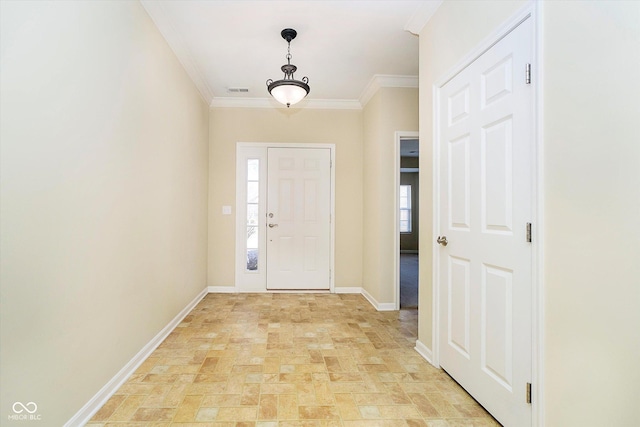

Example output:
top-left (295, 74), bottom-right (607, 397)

top-left (266, 148), bottom-right (331, 290)
top-left (438, 17), bottom-right (533, 427)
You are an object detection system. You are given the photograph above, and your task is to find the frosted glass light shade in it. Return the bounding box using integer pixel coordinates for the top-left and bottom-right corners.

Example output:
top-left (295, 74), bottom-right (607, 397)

top-left (267, 29), bottom-right (310, 108)
top-left (268, 80), bottom-right (310, 107)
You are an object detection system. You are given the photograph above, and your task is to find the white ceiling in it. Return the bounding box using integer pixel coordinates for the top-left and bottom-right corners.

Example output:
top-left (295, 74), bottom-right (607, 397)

top-left (140, 1), bottom-right (442, 108)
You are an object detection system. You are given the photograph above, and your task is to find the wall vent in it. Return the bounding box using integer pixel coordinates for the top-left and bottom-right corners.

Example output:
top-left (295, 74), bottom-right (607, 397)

top-left (227, 87), bottom-right (249, 93)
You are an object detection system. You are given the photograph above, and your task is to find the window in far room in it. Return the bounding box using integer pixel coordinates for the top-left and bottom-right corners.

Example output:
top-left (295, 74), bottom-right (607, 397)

top-left (399, 184), bottom-right (412, 233)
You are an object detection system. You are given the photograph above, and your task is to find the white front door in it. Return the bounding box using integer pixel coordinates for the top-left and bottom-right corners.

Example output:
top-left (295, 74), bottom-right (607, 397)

top-left (436, 17), bottom-right (533, 426)
top-left (266, 147), bottom-right (331, 290)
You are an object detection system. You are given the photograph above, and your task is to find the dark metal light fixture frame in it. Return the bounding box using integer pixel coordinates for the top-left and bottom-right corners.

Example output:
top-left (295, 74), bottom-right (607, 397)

top-left (266, 28), bottom-right (310, 107)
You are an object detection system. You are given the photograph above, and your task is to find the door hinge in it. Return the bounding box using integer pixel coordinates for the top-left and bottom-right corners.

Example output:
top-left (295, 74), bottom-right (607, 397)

top-left (525, 63), bottom-right (532, 84)
top-left (526, 223), bottom-right (532, 243)
top-left (526, 382), bottom-right (532, 404)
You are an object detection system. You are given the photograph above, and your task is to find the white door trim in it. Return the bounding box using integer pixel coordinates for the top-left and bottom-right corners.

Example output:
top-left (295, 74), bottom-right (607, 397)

top-left (235, 142), bottom-right (336, 293)
top-left (431, 2), bottom-right (543, 425)
top-left (395, 131), bottom-right (420, 310)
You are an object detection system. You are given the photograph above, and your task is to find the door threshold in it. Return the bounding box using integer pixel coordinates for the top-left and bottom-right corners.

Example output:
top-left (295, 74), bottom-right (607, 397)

top-left (265, 289), bottom-right (331, 293)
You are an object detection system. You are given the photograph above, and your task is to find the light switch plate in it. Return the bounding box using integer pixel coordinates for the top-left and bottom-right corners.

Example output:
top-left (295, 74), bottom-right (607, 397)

top-left (222, 205), bottom-right (232, 215)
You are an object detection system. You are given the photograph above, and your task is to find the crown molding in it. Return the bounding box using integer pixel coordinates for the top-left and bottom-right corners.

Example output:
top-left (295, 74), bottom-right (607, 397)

top-left (210, 97), bottom-right (362, 110)
top-left (212, 75), bottom-right (418, 110)
top-left (404, 0), bottom-right (443, 35)
top-left (140, 0), bottom-right (214, 104)
top-left (359, 75), bottom-right (419, 108)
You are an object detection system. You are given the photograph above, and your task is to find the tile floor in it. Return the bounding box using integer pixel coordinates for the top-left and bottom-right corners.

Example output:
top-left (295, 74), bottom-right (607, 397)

top-left (87, 293), bottom-right (499, 426)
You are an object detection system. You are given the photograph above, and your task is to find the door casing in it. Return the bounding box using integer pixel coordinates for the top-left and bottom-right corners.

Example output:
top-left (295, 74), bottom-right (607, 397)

top-left (235, 142), bottom-right (336, 293)
top-left (431, 2), bottom-right (544, 425)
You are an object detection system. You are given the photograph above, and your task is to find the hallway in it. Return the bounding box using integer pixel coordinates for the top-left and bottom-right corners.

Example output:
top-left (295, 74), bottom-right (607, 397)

top-left (88, 293), bottom-right (498, 425)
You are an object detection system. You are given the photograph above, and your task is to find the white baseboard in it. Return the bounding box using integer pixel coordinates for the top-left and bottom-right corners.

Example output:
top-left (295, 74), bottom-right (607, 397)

top-left (208, 285), bottom-right (397, 312)
top-left (334, 286), bottom-right (363, 294)
top-left (360, 287), bottom-right (378, 308)
top-left (361, 288), bottom-right (396, 311)
top-left (209, 286), bottom-right (398, 314)
top-left (208, 286), bottom-right (237, 293)
top-left (415, 339), bottom-right (437, 368)
top-left (377, 302), bottom-right (397, 311)
top-left (65, 287), bottom-right (208, 427)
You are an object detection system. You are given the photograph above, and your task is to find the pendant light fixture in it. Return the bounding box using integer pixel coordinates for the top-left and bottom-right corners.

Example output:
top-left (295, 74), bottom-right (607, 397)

top-left (266, 28), bottom-right (310, 107)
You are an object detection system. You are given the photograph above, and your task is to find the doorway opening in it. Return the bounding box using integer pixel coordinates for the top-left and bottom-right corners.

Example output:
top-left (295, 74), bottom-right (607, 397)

top-left (395, 132), bottom-right (420, 310)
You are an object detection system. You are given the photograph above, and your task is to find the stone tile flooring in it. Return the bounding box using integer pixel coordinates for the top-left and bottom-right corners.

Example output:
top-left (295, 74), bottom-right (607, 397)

top-left (87, 293), bottom-right (499, 426)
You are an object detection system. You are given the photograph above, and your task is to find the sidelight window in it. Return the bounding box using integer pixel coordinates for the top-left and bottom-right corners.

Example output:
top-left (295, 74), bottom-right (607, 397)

top-left (246, 159), bottom-right (259, 270)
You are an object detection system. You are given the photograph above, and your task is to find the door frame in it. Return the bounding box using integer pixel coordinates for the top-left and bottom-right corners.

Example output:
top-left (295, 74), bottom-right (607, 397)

top-left (394, 131), bottom-right (420, 310)
top-left (431, 2), bottom-right (544, 425)
top-left (235, 142), bottom-right (336, 293)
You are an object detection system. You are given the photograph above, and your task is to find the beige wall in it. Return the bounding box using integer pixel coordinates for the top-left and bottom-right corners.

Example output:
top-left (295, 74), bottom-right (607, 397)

top-left (0, 1), bottom-right (209, 425)
top-left (208, 107), bottom-right (363, 289)
top-left (419, 0), bottom-right (640, 425)
top-left (401, 157), bottom-right (419, 169)
top-left (362, 91), bottom-right (385, 300)
top-left (542, 2), bottom-right (639, 425)
top-left (363, 87), bottom-right (419, 304)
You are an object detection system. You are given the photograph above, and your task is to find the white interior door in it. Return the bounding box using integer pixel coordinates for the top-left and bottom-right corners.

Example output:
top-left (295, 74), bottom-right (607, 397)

top-left (437, 18), bottom-right (533, 426)
top-left (266, 147), bottom-right (331, 290)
